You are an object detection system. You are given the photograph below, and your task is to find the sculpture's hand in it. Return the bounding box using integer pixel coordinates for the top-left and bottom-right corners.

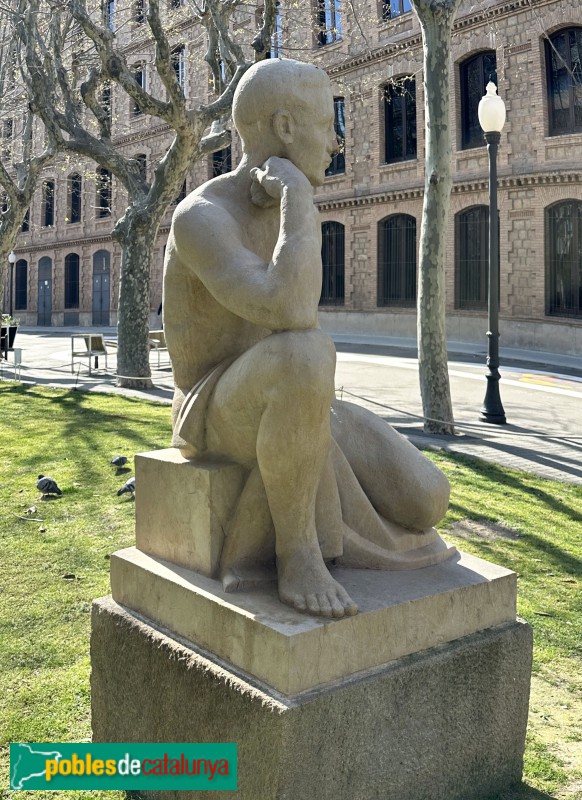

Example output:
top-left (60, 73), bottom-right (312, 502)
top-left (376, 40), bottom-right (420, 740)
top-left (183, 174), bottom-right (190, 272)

top-left (250, 157), bottom-right (312, 207)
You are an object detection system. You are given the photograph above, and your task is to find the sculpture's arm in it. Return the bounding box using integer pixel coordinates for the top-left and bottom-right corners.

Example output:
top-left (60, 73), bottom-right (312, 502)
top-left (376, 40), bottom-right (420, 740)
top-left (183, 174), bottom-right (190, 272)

top-left (172, 158), bottom-right (321, 331)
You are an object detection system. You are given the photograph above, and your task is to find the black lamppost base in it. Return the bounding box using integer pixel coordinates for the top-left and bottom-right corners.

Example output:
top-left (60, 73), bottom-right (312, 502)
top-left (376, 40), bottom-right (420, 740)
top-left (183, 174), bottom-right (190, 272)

top-left (479, 409), bottom-right (507, 425)
top-left (479, 370), bottom-right (506, 424)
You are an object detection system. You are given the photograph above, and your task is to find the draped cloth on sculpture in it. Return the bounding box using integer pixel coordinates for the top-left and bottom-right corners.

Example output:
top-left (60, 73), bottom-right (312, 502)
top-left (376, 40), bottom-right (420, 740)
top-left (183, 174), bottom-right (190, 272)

top-left (174, 364), bottom-right (456, 580)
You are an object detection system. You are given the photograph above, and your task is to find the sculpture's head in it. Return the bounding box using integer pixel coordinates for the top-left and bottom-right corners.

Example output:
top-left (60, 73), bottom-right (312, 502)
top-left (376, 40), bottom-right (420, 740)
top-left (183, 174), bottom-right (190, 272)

top-left (233, 58), bottom-right (339, 187)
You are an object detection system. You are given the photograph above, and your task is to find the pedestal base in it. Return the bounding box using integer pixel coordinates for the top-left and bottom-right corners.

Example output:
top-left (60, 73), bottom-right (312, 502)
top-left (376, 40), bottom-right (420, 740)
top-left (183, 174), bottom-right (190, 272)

top-left (91, 597), bottom-right (532, 800)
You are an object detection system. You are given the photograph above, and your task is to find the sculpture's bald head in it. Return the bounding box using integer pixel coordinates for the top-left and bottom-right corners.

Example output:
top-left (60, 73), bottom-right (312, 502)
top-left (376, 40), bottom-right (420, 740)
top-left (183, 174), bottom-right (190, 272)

top-left (233, 59), bottom-right (332, 153)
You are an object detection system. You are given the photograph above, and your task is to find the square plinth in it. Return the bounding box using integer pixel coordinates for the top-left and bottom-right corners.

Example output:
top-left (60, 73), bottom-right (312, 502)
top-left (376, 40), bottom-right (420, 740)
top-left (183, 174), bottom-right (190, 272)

top-left (135, 448), bottom-right (246, 577)
top-left (91, 597), bottom-right (533, 800)
top-left (110, 546), bottom-right (517, 695)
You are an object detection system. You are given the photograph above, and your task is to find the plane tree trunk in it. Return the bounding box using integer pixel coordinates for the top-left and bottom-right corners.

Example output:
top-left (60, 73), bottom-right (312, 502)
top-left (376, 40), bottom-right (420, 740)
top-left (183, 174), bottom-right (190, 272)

top-left (411, 0), bottom-right (462, 434)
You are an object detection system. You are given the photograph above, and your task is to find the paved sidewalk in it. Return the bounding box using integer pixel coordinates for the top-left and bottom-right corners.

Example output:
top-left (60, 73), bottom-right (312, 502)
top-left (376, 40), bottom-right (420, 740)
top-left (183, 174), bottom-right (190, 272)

top-left (2, 326), bottom-right (581, 486)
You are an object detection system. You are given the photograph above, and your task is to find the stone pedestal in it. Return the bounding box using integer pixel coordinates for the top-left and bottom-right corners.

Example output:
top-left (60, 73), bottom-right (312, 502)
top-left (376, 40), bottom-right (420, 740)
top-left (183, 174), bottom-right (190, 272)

top-left (93, 550), bottom-right (532, 799)
top-left (92, 597), bottom-right (532, 800)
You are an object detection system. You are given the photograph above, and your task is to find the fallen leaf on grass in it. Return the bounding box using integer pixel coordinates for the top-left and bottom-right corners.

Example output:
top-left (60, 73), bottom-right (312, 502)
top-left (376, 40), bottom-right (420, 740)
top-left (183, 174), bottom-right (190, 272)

top-left (39, 527), bottom-right (47, 533)
top-left (25, 506), bottom-right (37, 514)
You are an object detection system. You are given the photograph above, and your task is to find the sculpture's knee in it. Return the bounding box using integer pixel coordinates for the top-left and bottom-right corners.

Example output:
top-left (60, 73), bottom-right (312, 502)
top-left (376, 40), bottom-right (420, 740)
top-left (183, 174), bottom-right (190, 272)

top-left (270, 330), bottom-right (335, 404)
top-left (408, 463), bottom-right (450, 530)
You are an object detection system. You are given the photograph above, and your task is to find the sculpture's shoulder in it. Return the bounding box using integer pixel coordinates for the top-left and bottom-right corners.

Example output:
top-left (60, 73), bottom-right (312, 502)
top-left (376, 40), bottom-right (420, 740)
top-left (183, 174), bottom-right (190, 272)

top-left (172, 179), bottom-right (238, 259)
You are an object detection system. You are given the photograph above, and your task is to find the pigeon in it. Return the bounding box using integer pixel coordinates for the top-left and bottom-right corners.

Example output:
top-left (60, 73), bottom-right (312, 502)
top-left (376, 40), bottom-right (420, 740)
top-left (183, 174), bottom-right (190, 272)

top-left (110, 455), bottom-right (128, 468)
top-left (37, 474), bottom-right (62, 497)
top-left (117, 476), bottom-right (135, 497)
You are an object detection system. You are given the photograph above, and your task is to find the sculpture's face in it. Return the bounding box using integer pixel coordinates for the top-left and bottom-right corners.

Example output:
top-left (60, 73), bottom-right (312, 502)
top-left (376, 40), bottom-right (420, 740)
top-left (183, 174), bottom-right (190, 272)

top-left (285, 84), bottom-right (339, 188)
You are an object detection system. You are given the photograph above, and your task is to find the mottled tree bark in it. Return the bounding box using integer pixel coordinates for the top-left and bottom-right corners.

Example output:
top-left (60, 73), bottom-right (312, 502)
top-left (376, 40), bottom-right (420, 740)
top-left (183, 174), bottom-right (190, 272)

top-left (411, 0), bottom-right (461, 435)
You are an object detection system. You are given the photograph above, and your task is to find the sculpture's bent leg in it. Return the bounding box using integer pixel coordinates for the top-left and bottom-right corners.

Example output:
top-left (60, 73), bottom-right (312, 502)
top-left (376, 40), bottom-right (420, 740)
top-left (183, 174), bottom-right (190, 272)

top-left (206, 330), bottom-right (357, 618)
top-left (331, 399), bottom-right (450, 531)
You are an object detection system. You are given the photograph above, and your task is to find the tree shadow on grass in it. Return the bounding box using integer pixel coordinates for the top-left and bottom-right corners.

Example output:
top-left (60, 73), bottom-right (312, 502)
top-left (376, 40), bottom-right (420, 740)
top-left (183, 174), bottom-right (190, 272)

top-left (3, 384), bottom-right (171, 483)
top-left (438, 452), bottom-right (582, 570)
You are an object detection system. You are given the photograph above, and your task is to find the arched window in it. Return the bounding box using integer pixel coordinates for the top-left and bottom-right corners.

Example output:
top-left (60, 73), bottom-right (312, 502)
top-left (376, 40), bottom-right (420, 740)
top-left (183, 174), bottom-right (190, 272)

top-left (42, 179), bottom-right (55, 227)
top-left (15, 259), bottom-right (28, 311)
top-left (455, 206), bottom-right (491, 310)
top-left (320, 221), bottom-right (345, 305)
top-left (546, 201), bottom-right (582, 318)
top-left (93, 250), bottom-right (111, 326)
top-left (134, 0), bottom-right (145, 23)
top-left (377, 214), bottom-right (416, 306)
top-left (64, 253), bottom-right (80, 309)
top-left (67, 173), bottom-right (82, 224)
top-left (384, 78), bottom-right (416, 163)
top-left (460, 51), bottom-right (497, 149)
top-left (545, 28), bottom-right (582, 136)
top-left (37, 256), bottom-right (52, 326)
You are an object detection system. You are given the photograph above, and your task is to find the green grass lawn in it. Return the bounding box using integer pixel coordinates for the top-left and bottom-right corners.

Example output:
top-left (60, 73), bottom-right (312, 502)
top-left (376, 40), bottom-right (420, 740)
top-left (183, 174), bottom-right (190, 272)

top-left (1, 384), bottom-right (581, 799)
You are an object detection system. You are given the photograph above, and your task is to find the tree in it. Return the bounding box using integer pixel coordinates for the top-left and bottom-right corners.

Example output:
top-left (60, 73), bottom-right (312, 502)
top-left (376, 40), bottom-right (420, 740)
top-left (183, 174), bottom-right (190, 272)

top-left (19, 0), bottom-right (275, 387)
top-left (410, 0), bottom-right (461, 435)
top-left (0, 4), bottom-right (57, 307)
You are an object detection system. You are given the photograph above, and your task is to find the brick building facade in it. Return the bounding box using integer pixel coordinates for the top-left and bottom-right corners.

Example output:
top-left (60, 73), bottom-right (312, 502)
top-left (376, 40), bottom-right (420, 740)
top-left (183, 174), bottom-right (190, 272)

top-left (7, 0), bottom-right (582, 355)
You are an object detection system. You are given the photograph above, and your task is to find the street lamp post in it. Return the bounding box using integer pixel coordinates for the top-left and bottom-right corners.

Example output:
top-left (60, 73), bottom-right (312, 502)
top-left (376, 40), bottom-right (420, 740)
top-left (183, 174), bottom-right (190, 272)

top-left (478, 82), bottom-right (506, 425)
top-left (8, 250), bottom-right (16, 319)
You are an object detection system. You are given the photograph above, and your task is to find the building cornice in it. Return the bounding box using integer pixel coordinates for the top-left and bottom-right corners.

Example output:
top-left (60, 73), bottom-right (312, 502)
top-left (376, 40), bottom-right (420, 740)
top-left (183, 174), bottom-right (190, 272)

top-left (316, 169), bottom-right (582, 211)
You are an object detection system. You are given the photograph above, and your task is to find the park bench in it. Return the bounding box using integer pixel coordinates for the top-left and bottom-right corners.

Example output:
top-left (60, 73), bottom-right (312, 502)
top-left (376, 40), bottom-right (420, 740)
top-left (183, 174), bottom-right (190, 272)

top-left (71, 333), bottom-right (108, 376)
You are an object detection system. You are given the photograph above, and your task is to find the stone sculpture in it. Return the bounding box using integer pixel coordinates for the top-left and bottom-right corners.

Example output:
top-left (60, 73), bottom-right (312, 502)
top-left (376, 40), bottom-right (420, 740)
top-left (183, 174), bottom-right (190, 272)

top-left (163, 58), bottom-right (455, 619)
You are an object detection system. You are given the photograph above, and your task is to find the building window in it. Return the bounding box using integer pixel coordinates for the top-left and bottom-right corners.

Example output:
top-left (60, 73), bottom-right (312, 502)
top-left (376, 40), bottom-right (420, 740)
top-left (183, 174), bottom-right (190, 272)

top-left (96, 168), bottom-right (112, 218)
top-left (384, 78), bottom-right (416, 163)
top-left (169, 0), bottom-right (184, 8)
top-left (326, 97), bottom-right (346, 177)
top-left (2, 118), bottom-right (13, 160)
top-left (545, 28), bottom-right (582, 137)
top-left (67, 173), bottom-right (82, 224)
top-left (21, 208), bottom-right (30, 232)
top-left (382, 0), bottom-right (412, 21)
top-left (378, 214), bottom-right (417, 307)
top-left (42, 180), bottom-right (55, 227)
top-left (135, 153), bottom-right (147, 180)
top-left (173, 179), bottom-right (187, 204)
top-left (171, 45), bottom-right (186, 90)
top-left (132, 64), bottom-right (145, 116)
top-left (256, 3), bottom-right (283, 59)
top-left (460, 51), bottom-right (497, 150)
top-left (15, 259), bottom-right (28, 311)
top-left (455, 206), bottom-right (490, 310)
top-left (320, 222), bottom-right (345, 305)
top-left (104, 0), bottom-right (114, 31)
top-left (212, 146), bottom-right (232, 177)
top-left (317, 0), bottom-right (342, 46)
top-left (101, 83), bottom-right (112, 122)
top-left (64, 253), bottom-right (80, 309)
top-left (546, 201), bottom-right (582, 318)
top-left (134, 0), bottom-right (145, 23)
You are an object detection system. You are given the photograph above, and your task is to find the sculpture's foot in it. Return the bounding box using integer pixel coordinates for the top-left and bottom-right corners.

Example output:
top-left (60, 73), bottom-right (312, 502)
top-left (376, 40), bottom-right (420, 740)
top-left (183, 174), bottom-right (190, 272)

top-left (277, 545), bottom-right (358, 619)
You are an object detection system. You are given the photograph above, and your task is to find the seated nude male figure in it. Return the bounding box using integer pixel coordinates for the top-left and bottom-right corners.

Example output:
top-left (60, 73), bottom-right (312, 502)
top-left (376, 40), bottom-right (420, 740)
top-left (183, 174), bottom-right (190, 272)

top-left (163, 59), bottom-right (453, 619)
